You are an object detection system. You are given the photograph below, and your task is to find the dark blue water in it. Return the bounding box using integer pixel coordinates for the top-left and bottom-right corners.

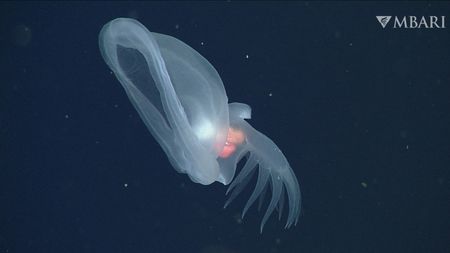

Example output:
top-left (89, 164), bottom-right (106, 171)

top-left (1, 2), bottom-right (449, 253)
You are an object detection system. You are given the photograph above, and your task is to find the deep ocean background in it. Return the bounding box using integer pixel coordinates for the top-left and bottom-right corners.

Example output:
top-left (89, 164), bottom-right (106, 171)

top-left (1, 2), bottom-right (449, 253)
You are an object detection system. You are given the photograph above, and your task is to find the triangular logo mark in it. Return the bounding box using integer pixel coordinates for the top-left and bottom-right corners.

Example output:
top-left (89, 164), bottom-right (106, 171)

top-left (376, 16), bottom-right (392, 28)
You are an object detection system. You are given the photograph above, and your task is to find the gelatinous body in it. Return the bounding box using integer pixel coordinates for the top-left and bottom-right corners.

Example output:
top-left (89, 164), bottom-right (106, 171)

top-left (99, 18), bottom-right (301, 232)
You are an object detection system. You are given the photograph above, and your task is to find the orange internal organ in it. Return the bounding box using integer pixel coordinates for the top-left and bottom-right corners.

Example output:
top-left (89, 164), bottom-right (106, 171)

top-left (219, 127), bottom-right (245, 158)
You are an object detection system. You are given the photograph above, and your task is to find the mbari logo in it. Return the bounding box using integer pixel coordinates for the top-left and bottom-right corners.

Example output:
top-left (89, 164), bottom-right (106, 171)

top-left (376, 16), bottom-right (392, 28)
top-left (376, 16), bottom-right (446, 29)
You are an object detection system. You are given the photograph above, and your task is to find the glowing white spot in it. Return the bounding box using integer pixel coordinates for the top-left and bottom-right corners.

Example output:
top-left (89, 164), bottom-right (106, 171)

top-left (194, 120), bottom-right (214, 140)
